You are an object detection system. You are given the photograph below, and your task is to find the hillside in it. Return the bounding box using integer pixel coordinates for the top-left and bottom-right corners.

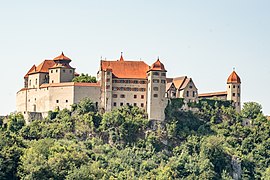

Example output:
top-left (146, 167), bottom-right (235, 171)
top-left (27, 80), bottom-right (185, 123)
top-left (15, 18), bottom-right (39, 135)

top-left (0, 98), bottom-right (269, 179)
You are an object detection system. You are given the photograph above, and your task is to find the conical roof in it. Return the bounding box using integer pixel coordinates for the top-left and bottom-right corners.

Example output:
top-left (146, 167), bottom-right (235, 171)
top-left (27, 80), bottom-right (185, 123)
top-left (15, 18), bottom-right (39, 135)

top-left (149, 58), bottom-right (166, 71)
top-left (53, 52), bottom-right (71, 61)
top-left (227, 71), bottom-right (241, 83)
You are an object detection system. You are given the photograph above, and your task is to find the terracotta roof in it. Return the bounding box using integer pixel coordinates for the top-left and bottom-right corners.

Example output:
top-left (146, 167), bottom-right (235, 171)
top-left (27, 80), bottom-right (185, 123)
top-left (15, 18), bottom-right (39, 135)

top-left (167, 76), bottom-right (187, 90)
top-left (53, 52), bottom-right (71, 61)
top-left (27, 60), bottom-right (56, 75)
top-left (198, 91), bottom-right (227, 98)
top-left (166, 82), bottom-right (176, 91)
top-left (101, 59), bottom-right (149, 79)
top-left (149, 58), bottom-right (166, 72)
top-left (227, 71), bottom-right (241, 84)
top-left (24, 65), bottom-right (36, 78)
top-left (50, 63), bottom-right (73, 69)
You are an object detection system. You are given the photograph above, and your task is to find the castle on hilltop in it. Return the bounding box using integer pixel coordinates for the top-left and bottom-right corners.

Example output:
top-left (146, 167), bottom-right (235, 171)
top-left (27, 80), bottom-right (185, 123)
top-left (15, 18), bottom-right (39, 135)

top-left (16, 52), bottom-right (241, 121)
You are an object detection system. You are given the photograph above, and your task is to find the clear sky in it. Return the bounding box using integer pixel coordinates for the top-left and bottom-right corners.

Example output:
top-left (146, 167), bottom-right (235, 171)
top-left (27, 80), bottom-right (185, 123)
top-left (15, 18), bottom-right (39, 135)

top-left (0, 0), bottom-right (269, 115)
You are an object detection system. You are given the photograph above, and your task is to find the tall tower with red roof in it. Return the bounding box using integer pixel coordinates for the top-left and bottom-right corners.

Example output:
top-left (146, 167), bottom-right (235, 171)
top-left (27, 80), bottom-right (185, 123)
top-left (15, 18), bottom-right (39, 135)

top-left (49, 52), bottom-right (75, 84)
top-left (227, 70), bottom-right (241, 112)
top-left (147, 58), bottom-right (168, 121)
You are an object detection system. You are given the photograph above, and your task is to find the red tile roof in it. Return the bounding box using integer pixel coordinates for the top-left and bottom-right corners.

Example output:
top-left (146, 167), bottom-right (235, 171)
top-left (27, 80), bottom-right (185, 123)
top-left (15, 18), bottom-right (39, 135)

top-left (101, 58), bottom-right (150, 79)
top-left (198, 91), bottom-right (227, 98)
top-left (227, 71), bottom-right (241, 84)
top-left (27, 60), bottom-right (56, 75)
top-left (53, 52), bottom-right (71, 61)
top-left (149, 58), bottom-right (166, 72)
top-left (24, 65), bottom-right (36, 78)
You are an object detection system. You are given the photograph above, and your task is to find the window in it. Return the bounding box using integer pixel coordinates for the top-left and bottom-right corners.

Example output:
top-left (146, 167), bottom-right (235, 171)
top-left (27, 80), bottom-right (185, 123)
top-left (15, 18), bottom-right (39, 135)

top-left (134, 88), bottom-right (138, 91)
top-left (141, 103), bottom-right (144, 107)
top-left (120, 87), bottom-right (124, 91)
top-left (141, 95), bottom-right (144, 99)
top-left (127, 103), bottom-right (130, 106)
top-left (56, 70), bottom-right (58, 73)
top-left (56, 100), bottom-right (59, 103)
top-left (113, 87), bottom-right (117, 90)
top-left (106, 78), bottom-right (110, 82)
top-left (120, 94), bottom-right (125, 98)
top-left (66, 100), bottom-right (68, 103)
top-left (106, 85), bottom-right (110, 89)
top-left (189, 85), bottom-right (193, 89)
top-left (51, 70), bottom-right (53, 73)
top-left (52, 80), bottom-right (54, 83)
top-left (161, 72), bottom-right (166, 76)
top-left (120, 80), bottom-right (124, 83)
top-left (120, 102), bottom-right (123, 106)
top-left (238, 85), bottom-right (240, 88)
top-left (70, 70), bottom-right (72, 73)
top-left (186, 91), bottom-right (189, 97)
top-left (114, 102), bottom-right (117, 106)
top-left (126, 87), bottom-right (131, 91)
top-left (63, 69), bottom-right (66, 73)
top-left (193, 91), bottom-right (195, 97)
top-left (134, 95), bottom-right (137, 99)
top-left (140, 80), bottom-right (146, 84)
top-left (140, 88), bottom-right (146, 91)
top-left (161, 80), bottom-right (166, 84)
top-left (113, 94), bottom-right (117, 98)
top-left (229, 85), bottom-right (230, 88)
top-left (233, 93), bottom-right (236, 97)
top-left (36, 79), bottom-right (37, 85)
top-left (107, 72), bottom-right (110, 75)
top-left (153, 87), bottom-right (159, 91)
top-left (233, 85), bottom-right (235, 88)
top-left (29, 80), bottom-right (31, 86)
top-left (153, 94), bottom-right (158, 98)
top-left (134, 80), bottom-right (138, 84)
top-left (153, 79), bottom-right (159, 83)
top-left (134, 103), bottom-right (137, 106)
top-left (153, 72), bottom-right (159, 76)
top-left (238, 93), bottom-right (240, 97)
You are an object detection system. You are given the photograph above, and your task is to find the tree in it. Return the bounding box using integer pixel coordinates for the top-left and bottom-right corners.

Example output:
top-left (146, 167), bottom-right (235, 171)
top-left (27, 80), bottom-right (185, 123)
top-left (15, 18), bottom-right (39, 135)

top-left (72, 73), bottom-right (97, 83)
top-left (7, 113), bottom-right (25, 132)
top-left (241, 102), bottom-right (263, 119)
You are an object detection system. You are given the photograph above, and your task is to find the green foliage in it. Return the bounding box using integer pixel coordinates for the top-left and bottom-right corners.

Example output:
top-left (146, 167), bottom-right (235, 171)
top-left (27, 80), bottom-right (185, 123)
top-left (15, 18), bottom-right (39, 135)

top-left (0, 99), bottom-right (269, 179)
top-left (72, 73), bottom-right (97, 83)
top-left (242, 101), bottom-right (263, 119)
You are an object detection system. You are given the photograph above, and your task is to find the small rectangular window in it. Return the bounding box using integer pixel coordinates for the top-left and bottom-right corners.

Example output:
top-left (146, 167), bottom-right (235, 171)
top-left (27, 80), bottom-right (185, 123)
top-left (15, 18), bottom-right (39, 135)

top-left (238, 93), bottom-right (240, 97)
top-left (113, 94), bottom-right (117, 98)
top-left (141, 95), bottom-right (144, 99)
top-left (161, 80), bottom-right (166, 84)
top-left (120, 102), bottom-right (123, 106)
top-left (63, 69), bottom-right (66, 73)
top-left (134, 103), bottom-right (137, 106)
top-left (153, 94), bottom-right (158, 98)
top-left (161, 72), bottom-right (166, 76)
top-left (70, 70), bottom-right (72, 73)
top-left (233, 93), bottom-right (236, 97)
top-left (56, 100), bottom-right (59, 103)
top-left (113, 102), bottom-right (117, 106)
top-left (153, 72), bottom-right (159, 76)
top-left (153, 87), bottom-right (159, 91)
top-left (51, 70), bottom-right (53, 73)
top-left (186, 91), bottom-right (189, 97)
top-left (153, 79), bottom-right (159, 83)
top-left (193, 91), bottom-right (195, 97)
top-left (66, 100), bottom-right (68, 103)
top-left (107, 72), bottom-right (110, 75)
top-left (134, 95), bottom-right (137, 99)
top-left (141, 103), bottom-right (144, 107)
top-left (127, 103), bottom-right (130, 106)
top-left (189, 85), bottom-right (193, 89)
top-left (120, 94), bottom-right (125, 98)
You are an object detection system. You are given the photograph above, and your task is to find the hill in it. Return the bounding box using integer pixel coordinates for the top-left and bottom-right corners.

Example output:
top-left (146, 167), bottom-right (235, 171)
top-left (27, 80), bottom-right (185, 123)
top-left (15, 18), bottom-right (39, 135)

top-left (0, 98), bottom-right (269, 179)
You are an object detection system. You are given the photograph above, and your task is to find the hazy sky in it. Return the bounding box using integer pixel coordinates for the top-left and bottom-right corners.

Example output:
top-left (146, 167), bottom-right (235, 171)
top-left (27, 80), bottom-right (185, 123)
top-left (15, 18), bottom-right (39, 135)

top-left (0, 0), bottom-right (269, 115)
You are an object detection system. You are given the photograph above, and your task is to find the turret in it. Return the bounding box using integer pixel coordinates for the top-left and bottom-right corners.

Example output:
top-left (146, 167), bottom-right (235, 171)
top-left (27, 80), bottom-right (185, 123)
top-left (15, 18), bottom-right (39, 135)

top-left (49, 52), bottom-right (75, 83)
top-left (147, 58), bottom-right (167, 121)
top-left (104, 65), bottom-right (113, 111)
top-left (227, 70), bottom-right (241, 112)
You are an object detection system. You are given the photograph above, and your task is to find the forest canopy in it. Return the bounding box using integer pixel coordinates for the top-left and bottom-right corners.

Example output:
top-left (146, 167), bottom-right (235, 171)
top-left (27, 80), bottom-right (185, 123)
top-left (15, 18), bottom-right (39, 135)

top-left (0, 98), bottom-right (269, 179)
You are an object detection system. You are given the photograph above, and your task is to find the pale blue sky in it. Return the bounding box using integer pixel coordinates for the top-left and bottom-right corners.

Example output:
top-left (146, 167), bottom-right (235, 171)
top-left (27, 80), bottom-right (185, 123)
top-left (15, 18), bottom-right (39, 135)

top-left (0, 0), bottom-right (269, 115)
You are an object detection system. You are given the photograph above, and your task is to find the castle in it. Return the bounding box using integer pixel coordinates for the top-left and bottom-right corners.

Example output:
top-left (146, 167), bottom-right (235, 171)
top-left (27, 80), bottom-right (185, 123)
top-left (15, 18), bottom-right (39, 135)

top-left (16, 52), bottom-right (241, 121)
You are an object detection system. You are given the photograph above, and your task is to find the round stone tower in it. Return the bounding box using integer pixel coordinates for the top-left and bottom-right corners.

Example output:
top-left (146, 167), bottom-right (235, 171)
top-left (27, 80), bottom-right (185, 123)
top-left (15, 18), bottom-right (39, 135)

top-left (147, 58), bottom-right (167, 121)
top-left (227, 70), bottom-right (241, 112)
